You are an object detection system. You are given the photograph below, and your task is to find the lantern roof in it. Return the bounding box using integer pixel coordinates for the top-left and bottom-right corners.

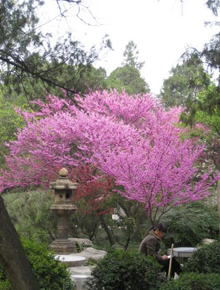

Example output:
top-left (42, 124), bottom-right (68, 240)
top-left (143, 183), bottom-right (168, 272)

top-left (49, 168), bottom-right (78, 190)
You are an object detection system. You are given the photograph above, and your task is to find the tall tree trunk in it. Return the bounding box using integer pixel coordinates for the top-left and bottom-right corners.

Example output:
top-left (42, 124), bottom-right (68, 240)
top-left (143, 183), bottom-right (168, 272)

top-left (99, 214), bottom-right (116, 246)
top-left (0, 195), bottom-right (40, 290)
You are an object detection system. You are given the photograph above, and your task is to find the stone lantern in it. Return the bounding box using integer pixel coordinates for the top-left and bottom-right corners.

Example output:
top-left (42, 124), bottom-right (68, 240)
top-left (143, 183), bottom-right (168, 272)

top-left (49, 168), bottom-right (78, 254)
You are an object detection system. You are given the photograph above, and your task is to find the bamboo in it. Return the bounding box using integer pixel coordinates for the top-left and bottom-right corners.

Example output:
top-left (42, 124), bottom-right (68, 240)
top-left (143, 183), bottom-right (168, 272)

top-left (167, 243), bottom-right (174, 280)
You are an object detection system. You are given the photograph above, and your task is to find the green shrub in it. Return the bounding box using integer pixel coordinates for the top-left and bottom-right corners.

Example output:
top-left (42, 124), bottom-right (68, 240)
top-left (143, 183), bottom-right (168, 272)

top-left (184, 241), bottom-right (220, 274)
top-left (86, 249), bottom-right (165, 290)
top-left (162, 201), bottom-right (219, 247)
top-left (0, 239), bottom-right (75, 290)
top-left (160, 273), bottom-right (220, 290)
top-left (0, 264), bottom-right (11, 290)
top-left (0, 281), bottom-right (11, 290)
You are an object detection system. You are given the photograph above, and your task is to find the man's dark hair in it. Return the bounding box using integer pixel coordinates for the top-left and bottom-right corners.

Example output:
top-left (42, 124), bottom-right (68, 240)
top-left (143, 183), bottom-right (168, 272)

top-left (153, 223), bottom-right (167, 233)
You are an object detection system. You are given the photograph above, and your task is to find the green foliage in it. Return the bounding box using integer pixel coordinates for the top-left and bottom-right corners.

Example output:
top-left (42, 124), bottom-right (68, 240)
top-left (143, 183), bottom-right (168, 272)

top-left (107, 65), bottom-right (150, 94)
top-left (0, 266), bottom-right (11, 290)
top-left (72, 66), bottom-right (108, 95)
top-left (0, 96), bottom-right (25, 166)
top-left (161, 273), bottom-right (220, 290)
top-left (0, 281), bottom-right (11, 290)
top-left (160, 59), bottom-right (211, 109)
top-left (196, 107), bottom-right (220, 134)
top-left (179, 41), bottom-right (220, 126)
top-left (184, 241), bottom-right (220, 274)
top-left (86, 249), bottom-right (165, 290)
top-left (71, 211), bottom-right (100, 242)
top-left (70, 193), bottom-right (149, 250)
top-left (0, 0), bottom-right (109, 101)
top-left (110, 195), bottom-right (150, 249)
top-left (22, 239), bottom-right (75, 290)
top-left (3, 191), bottom-right (57, 244)
top-left (162, 201), bottom-right (219, 247)
top-left (106, 40), bottom-right (149, 94)
top-left (0, 239), bottom-right (75, 290)
top-left (194, 107), bottom-right (220, 169)
top-left (122, 41), bottom-right (145, 70)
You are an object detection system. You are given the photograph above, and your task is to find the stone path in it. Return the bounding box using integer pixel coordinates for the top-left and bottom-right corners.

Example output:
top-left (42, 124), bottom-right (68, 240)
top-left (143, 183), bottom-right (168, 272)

top-left (57, 239), bottom-right (107, 290)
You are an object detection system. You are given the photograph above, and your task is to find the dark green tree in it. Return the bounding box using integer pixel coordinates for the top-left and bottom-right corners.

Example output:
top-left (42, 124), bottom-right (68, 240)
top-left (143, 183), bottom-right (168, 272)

top-left (179, 0), bottom-right (220, 116)
top-left (107, 65), bottom-right (150, 94)
top-left (159, 0), bottom-right (220, 117)
top-left (160, 59), bottom-right (220, 169)
top-left (107, 41), bottom-right (149, 94)
top-left (160, 58), bottom-right (211, 108)
top-left (0, 0), bottom-right (110, 102)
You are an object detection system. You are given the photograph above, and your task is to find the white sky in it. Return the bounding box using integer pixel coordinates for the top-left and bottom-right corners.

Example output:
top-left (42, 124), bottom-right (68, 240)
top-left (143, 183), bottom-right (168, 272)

top-left (38, 0), bottom-right (219, 94)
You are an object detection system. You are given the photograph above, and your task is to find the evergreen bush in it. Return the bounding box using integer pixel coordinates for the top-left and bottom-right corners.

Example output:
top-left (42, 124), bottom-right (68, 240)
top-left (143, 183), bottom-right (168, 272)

top-left (0, 281), bottom-right (11, 290)
top-left (162, 201), bottom-right (219, 247)
top-left (0, 264), bottom-right (11, 290)
top-left (161, 273), bottom-right (220, 290)
top-left (86, 249), bottom-right (165, 290)
top-left (184, 241), bottom-right (220, 274)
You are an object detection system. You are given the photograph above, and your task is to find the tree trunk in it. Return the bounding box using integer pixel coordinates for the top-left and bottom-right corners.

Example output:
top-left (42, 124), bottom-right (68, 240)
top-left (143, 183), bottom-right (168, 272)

top-left (99, 214), bottom-right (116, 246)
top-left (0, 195), bottom-right (40, 290)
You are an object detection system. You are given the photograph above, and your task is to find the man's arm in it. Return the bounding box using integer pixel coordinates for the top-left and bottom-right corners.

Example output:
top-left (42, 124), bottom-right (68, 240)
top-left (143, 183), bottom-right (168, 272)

top-left (146, 237), bottom-right (167, 263)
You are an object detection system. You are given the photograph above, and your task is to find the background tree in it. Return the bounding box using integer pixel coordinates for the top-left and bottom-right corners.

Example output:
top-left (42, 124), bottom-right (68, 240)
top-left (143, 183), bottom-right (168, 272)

top-left (122, 40), bottom-right (145, 70)
top-left (160, 59), bottom-right (211, 109)
top-left (175, 1), bottom-right (220, 124)
top-left (160, 59), bottom-right (220, 169)
top-left (0, 0), bottom-right (111, 102)
top-left (107, 65), bottom-right (149, 94)
top-left (159, 0), bottom-right (220, 125)
top-left (0, 96), bottom-right (25, 166)
top-left (107, 41), bottom-right (149, 94)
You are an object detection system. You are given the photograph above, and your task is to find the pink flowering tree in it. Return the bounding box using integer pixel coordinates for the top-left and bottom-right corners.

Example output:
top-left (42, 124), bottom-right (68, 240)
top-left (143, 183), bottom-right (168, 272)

top-left (0, 90), bottom-right (219, 224)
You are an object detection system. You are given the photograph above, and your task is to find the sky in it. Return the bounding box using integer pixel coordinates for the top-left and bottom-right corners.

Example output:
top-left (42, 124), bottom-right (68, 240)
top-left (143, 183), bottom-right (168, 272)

top-left (38, 0), bottom-right (219, 95)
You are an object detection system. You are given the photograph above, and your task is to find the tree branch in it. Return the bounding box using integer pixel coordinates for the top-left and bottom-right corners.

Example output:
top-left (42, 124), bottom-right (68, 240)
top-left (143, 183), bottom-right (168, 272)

top-left (0, 55), bottom-right (77, 95)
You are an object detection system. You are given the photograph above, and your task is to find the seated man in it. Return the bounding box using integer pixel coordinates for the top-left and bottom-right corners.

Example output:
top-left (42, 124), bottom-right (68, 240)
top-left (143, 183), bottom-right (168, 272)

top-left (139, 223), bottom-right (182, 278)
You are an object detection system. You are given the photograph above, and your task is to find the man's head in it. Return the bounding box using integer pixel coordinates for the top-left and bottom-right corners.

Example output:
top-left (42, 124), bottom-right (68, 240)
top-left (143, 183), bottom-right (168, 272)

top-left (153, 223), bottom-right (167, 239)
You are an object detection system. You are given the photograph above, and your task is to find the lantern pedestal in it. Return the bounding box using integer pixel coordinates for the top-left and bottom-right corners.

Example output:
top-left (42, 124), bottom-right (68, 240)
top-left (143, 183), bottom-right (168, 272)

top-left (49, 239), bottom-right (77, 254)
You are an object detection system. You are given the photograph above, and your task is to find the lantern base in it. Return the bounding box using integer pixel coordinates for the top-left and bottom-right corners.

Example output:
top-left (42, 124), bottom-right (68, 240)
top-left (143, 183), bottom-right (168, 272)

top-left (49, 239), bottom-right (77, 254)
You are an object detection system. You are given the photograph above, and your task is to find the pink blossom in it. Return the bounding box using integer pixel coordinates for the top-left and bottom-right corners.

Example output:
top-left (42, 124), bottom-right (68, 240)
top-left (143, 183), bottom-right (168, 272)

top-left (0, 90), bottom-right (218, 223)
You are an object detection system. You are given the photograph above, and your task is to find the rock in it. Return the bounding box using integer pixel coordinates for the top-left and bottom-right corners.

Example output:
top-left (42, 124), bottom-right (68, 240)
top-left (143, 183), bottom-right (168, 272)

top-left (69, 238), bottom-right (93, 247)
top-left (70, 247), bottom-right (107, 262)
top-left (201, 238), bottom-right (215, 245)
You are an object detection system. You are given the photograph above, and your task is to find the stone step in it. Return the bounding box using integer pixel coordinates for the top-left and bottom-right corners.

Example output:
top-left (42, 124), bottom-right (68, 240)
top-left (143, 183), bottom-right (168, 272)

top-left (68, 266), bottom-right (94, 276)
top-left (71, 274), bottom-right (89, 290)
